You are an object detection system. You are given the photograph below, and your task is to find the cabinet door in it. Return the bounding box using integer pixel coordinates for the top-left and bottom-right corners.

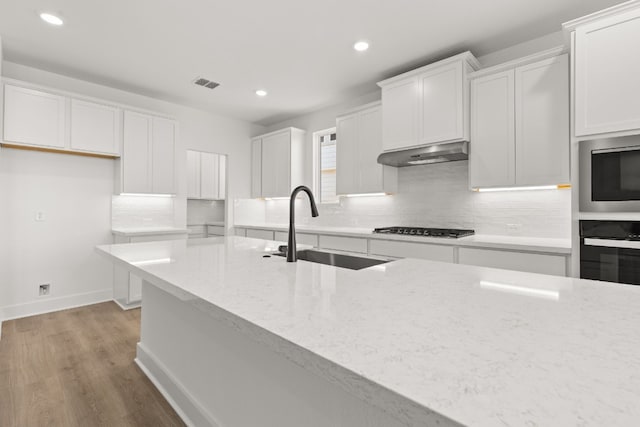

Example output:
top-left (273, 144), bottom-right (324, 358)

top-left (420, 61), bottom-right (464, 144)
top-left (123, 111), bottom-right (152, 193)
top-left (575, 8), bottom-right (640, 136)
top-left (151, 117), bottom-right (176, 194)
top-left (515, 55), bottom-right (570, 185)
top-left (218, 155), bottom-right (227, 200)
top-left (261, 131), bottom-right (291, 198)
top-left (358, 106), bottom-right (384, 193)
top-left (70, 99), bottom-right (121, 155)
top-left (381, 78), bottom-right (420, 151)
top-left (469, 70), bottom-right (516, 188)
top-left (200, 152), bottom-right (220, 200)
top-left (3, 84), bottom-right (66, 148)
top-left (251, 138), bottom-right (262, 198)
top-left (336, 113), bottom-right (358, 195)
top-left (186, 150), bottom-right (201, 199)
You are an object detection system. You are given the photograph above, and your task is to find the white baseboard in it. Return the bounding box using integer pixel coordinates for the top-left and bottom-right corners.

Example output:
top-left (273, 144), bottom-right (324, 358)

top-left (135, 343), bottom-right (219, 427)
top-left (0, 289), bottom-right (113, 322)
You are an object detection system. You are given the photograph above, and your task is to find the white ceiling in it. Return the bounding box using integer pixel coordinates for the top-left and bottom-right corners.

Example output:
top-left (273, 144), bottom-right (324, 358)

top-left (0, 0), bottom-right (625, 126)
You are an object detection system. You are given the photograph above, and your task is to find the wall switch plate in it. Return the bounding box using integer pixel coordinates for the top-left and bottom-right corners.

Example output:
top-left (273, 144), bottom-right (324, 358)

top-left (35, 211), bottom-right (45, 221)
top-left (39, 283), bottom-right (50, 296)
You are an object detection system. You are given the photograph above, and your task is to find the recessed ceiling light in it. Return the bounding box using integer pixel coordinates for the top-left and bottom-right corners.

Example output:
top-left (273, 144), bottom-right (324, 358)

top-left (40, 12), bottom-right (64, 26)
top-left (255, 89), bottom-right (268, 97)
top-left (353, 41), bottom-right (369, 52)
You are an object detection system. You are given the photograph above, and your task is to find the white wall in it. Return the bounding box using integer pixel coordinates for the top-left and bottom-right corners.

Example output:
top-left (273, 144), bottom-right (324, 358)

top-left (0, 61), bottom-right (262, 321)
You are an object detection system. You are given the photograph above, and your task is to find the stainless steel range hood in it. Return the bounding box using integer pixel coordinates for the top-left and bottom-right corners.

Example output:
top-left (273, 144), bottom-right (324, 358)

top-left (377, 141), bottom-right (468, 167)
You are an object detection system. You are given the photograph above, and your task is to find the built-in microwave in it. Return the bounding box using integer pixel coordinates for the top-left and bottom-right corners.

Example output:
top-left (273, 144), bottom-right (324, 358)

top-left (579, 134), bottom-right (640, 212)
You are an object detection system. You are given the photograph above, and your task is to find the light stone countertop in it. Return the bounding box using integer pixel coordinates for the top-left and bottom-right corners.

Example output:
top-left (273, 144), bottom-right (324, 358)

top-left (111, 227), bottom-right (189, 237)
top-left (235, 223), bottom-right (571, 255)
top-left (96, 236), bottom-right (640, 427)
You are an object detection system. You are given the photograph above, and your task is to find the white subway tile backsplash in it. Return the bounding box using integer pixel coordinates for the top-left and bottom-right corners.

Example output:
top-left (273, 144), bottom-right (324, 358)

top-left (237, 161), bottom-right (571, 238)
top-left (187, 199), bottom-right (225, 225)
top-left (112, 195), bottom-right (175, 229)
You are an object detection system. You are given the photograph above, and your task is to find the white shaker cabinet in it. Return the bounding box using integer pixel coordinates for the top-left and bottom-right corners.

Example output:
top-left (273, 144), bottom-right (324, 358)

top-left (200, 152), bottom-right (220, 200)
top-left (3, 84), bottom-right (66, 148)
top-left (378, 52), bottom-right (479, 152)
top-left (469, 53), bottom-right (569, 189)
top-left (570, 6), bottom-right (640, 137)
top-left (251, 127), bottom-right (305, 198)
top-left (186, 150), bottom-right (226, 200)
top-left (469, 70), bottom-right (516, 188)
top-left (187, 150), bottom-right (201, 199)
top-left (119, 111), bottom-right (177, 195)
top-left (336, 102), bottom-right (397, 195)
top-left (70, 99), bottom-right (121, 155)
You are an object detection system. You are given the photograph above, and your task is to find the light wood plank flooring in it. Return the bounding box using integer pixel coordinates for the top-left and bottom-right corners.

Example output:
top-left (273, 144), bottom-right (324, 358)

top-left (0, 302), bottom-right (185, 426)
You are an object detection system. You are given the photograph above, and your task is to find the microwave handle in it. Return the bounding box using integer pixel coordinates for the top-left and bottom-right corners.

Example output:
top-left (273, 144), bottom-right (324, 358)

top-left (583, 238), bottom-right (640, 249)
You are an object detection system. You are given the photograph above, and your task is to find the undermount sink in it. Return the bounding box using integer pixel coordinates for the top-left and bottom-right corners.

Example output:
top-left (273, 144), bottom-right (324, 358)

top-left (274, 249), bottom-right (389, 271)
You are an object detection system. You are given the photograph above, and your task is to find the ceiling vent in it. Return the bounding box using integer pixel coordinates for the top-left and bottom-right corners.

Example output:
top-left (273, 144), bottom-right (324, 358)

top-left (193, 77), bottom-right (220, 90)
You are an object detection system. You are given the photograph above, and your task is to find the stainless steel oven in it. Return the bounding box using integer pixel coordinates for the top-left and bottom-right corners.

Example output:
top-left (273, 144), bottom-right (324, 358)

top-left (580, 220), bottom-right (640, 286)
top-left (579, 134), bottom-right (640, 212)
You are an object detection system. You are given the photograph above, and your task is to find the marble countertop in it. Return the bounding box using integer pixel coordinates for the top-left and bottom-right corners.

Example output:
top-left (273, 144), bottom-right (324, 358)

top-left (111, 227), bottom-right (189, 237)
top-left (235, 223), bottom-right (571, 254)
top-left (96, 236), bottom-right (640, 426)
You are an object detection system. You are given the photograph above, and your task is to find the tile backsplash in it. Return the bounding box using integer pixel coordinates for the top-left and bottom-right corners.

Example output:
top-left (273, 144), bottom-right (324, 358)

top-left (187, 199), bottom-right (225, 225)
top-left (112, 195), bottom-right (175, 229)
top-left (235, 161), bottom-right (571, 238)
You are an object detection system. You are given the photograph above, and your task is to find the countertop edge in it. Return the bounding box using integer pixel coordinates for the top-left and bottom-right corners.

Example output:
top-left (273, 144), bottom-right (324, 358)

top-left (112, 228), bottom-right (189, 237)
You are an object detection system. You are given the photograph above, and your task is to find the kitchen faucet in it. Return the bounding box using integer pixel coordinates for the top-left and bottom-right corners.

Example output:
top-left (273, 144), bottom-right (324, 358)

top-left (287, 185), bottom-right (319, 262)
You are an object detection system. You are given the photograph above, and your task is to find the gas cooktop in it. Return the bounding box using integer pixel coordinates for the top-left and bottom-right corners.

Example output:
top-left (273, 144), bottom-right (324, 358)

top-left (372, 226), bottom-right (475, 238)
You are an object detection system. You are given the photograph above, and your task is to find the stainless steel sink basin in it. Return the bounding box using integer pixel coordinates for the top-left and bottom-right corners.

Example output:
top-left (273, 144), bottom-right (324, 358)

top-left (274, 249), bottom-right (389, 270)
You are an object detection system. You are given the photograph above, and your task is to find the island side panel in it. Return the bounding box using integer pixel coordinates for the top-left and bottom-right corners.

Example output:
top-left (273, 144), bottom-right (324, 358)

top-left (136, 281), bottom-right (410, 427)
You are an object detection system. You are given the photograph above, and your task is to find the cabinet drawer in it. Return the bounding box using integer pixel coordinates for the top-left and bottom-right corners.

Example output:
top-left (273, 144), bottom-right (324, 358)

top-left (207, 225), bottom-right (225, 236)
top-left (274, 231), bottom-right (318, 247)
top-left (129, 233), bottom-right (186, 243)
top-left (318, 235), bottom-right (367, 254)
top-left (458, 247), bottom-right (566, 276)
top-left (246, 229), bottom-right (275, 240)
top-left (235, 228), bottom-right (247, 237)
top-left (369, 239), bottom-right (454, 263)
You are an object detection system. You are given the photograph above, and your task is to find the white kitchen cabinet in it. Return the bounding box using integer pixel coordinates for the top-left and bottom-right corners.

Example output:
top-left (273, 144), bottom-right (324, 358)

top-left (458, 247), bottom-right (567, 276)
top-left (336, 102), bottom-right (397, 195)
top-left (571, 6), bottom-right (640, 137)
top-left (186, 150), bottom-right (226, 200)
top-left (274, 231), bottom-right (318, 247)
top-left (188, 225), bottom-right (206, 239)
top-left (119, 111), bottom-right (176, 195)
top-left (469, 53), bottom-right (569, 189)
top-left (187, 150), bottom-right (201, 199)
top-left (369, 240), bottom-right (455, 263)
top-left (251, 127), bottom-right (305, 198)
top-left (246, 229), bottom-right (275, 240)
top-left (469, 70), bottom-right (516, 188)
top-left (70, 99), bottom-right (121, 155)
top-left (207, 225), bottom-right (225, 236)
top-left (378, 52), bottom-right (479, 152)
top-left (3, 83), bottom-right (66, 148)
top-left (318, 235), bottom-right (367, 254)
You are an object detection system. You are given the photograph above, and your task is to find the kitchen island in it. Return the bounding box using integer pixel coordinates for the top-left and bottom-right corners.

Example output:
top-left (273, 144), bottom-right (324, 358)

top-left (97, 236), bottom-right (640, 427)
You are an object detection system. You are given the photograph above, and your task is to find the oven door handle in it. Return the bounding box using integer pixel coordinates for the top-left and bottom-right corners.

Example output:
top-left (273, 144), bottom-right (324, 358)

top-left (583, 238), bottom-right (640, 249)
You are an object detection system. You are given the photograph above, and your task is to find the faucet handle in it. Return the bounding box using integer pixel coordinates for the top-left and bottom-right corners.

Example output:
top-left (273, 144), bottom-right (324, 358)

top-left (278, 245), bottom-right (288, 254)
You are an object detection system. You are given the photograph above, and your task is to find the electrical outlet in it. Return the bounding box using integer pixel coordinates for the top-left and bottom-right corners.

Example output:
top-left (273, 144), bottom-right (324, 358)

top-left (35, 211), bottom-right (45, 222)
top-left (39, 283), bottom-right (50, 296)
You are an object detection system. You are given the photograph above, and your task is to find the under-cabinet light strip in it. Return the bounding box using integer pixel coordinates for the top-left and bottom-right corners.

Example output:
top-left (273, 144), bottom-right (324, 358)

top-left (120, 193), bottom-right (175, 198)
top-left (342, 192), bottom-right (388, 198)
top-left (473, 184), bottom-right (571, 193)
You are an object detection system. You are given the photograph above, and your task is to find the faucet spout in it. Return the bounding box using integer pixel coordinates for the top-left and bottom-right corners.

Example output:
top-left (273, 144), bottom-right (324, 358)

top-left (287, 186), bottom-right (319, 262)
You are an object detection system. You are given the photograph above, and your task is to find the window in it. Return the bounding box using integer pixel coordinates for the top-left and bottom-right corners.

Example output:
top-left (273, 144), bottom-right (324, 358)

top-left (315, 129), bottom-right (338, 203)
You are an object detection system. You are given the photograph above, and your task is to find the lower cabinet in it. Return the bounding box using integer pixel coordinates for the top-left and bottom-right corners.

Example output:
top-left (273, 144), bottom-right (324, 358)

top-left (369, 240), bottom-right (455, 263)
top-left (458, 247), bottom-right (566, 276)
top-left (112, 232), bottom-right (187, 309)
top-left (207, 225), bottom-right (225, 236)
top-left (274, 231), bottom-right (318, 247)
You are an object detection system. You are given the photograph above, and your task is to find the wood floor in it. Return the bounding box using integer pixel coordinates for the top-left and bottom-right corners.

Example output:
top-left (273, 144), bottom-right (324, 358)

top-left (0, 302), bottom-right (185, 426)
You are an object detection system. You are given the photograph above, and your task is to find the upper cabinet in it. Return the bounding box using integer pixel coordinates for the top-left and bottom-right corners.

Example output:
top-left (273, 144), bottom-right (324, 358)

top-left (469, 53), bottom-right (570, 189)
top-left (3, 81), bottom-right (121, 156)
top-left (118, 111), bottom-right (177, 195)
top-left (251, 127), bottom-right (305, 198)
top-left (377, 52), bottom-right (479, 152)
top-left (187, 150), bottom-right (226, 200)
top-left (567, 4), bottom-right (640, 137)
top-left (3, 84), bottom-right (66, 149)
top-left (336, 102), bottom-right (397, 195)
